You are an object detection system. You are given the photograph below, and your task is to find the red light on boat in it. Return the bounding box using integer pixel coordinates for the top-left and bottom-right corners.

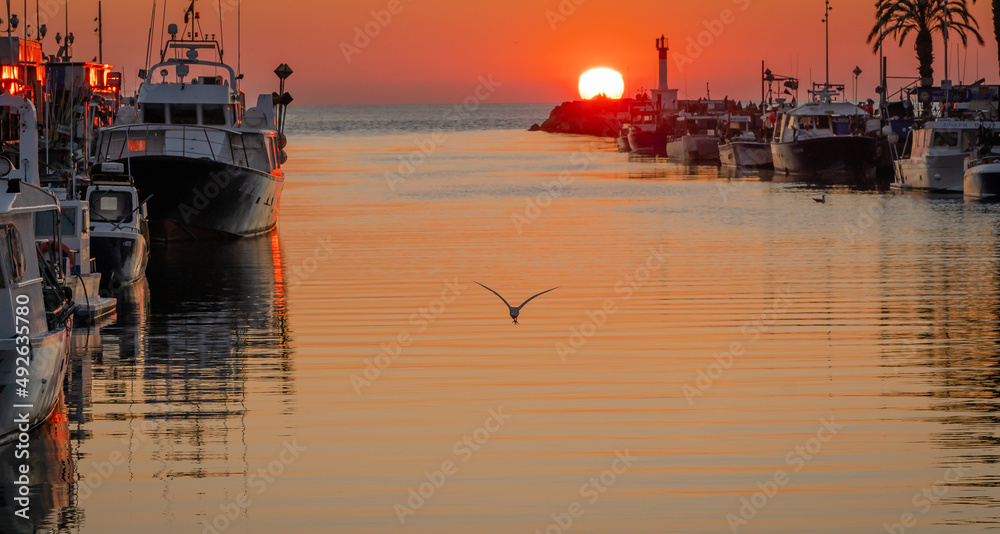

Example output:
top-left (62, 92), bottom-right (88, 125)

top-left (128, 140), bottom-right (146, 151)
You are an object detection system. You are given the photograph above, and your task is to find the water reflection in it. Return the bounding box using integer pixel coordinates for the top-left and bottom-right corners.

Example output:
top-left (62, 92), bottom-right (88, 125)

top-left (0, 403), bottom-right (78, 533)
top-left (0, 232), bottom-right (293, 533)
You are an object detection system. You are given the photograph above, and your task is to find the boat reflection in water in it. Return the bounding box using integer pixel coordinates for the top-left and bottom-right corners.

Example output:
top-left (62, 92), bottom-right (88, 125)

top-left (0, 403), bottom-right (78, 533)
top-left (15, 233), bottom-right (291, 532)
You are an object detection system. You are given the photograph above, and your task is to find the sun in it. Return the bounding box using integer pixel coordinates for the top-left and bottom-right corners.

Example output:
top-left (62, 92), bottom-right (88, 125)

top-left (578, 68), bottom-right (625, 100)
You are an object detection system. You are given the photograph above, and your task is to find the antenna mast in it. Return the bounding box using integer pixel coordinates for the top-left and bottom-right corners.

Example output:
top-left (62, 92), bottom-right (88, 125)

top-left (943, 0), bottom-right (949, 83)
top-left (97, 1), bottom-right (103, 63)
top-left (822, 0), bottom-right (831, 86)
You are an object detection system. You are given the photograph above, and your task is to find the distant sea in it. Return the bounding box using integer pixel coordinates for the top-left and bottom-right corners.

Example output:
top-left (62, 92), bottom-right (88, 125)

top-left (284, 103), bottom-right (556, 136)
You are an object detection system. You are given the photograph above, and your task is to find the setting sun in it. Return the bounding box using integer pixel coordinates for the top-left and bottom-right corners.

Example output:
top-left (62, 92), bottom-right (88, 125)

top-left (578, 68), bottom-right (625, 100)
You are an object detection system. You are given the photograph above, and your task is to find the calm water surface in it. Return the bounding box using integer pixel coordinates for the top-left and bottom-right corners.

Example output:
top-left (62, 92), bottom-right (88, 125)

top-left (3, 103), bottom-right (1000, 533)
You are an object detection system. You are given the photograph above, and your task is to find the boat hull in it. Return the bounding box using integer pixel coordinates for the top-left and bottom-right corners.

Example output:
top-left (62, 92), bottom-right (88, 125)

top-left (0, 324), bottom-right (71, 445)
top-left (772, 136), bottom-right (877, 176)
top-left (628, 129), bottom-right (667, 156)
top-left (91, 231), bottom-right (150, 286)
top-left (895, 153), bottom-right (967, 193)
top-left (720, 140), bottom-right (773, 168)
top-left (616, 132), bottom-right (631, 153)
top-left (964, 163), bottom-right (1000, 200)
top-left (667, 135), bottom-right (720, 164)
top-left (115, 156), bottom-right (283, 241)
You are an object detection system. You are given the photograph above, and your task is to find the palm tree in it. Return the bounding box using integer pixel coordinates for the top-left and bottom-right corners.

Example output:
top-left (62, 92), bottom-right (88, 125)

top-left (868, 0), bottom-right (984, 83)
top-left (993, 0), bottom-right (1000, 77)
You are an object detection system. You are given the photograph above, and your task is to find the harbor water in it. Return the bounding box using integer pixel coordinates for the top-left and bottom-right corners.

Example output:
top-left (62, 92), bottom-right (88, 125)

top-left (4, 103), bottom-right (1000, 533)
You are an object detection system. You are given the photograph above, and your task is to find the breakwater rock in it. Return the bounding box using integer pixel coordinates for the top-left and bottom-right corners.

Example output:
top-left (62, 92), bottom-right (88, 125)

top-left (535, 96), bottom-right (627, 137)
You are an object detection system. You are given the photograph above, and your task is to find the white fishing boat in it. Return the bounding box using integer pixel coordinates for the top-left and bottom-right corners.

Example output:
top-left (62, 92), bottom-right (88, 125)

top-left (93, 0), bottom-right (292, 240)
top-left (0, 94), bottom-right (75, 445)
top-left (720, 136), bottom-right (771, 168)
top-left (85, 163), bottom-right (150, 288)
top-left (719, 116), bottom-right (772, 168)
top-left (894, 120), bottom-right (1000, 192)
top-left (963, 130), bottom-right (1000, 200)
top-left (666, 114), bottom-right (722, 164)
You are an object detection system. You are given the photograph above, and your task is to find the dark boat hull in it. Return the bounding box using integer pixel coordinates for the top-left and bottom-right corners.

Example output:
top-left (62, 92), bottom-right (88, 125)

top-left (772, 136), bottom-right (877, 177)
top-left (628, 129), bottom-right (668, 156)
top-left (115, 156), bottom-right (283, 241)
top-left (91, 232), bottom-right (150, 288)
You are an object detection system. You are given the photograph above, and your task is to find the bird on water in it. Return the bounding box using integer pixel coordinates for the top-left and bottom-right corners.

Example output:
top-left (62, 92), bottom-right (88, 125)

top-left (474, 282), bottom-right (559, 325)
top-left (813, 194), bottom-right (826, 203)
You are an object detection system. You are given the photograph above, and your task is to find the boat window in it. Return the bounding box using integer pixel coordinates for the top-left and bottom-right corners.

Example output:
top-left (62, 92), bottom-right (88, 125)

top-left (35, 208), bottom-right (77, 237)
top-left (832, 117), bottom-right (851, 135)
top-left (89, 191), bottom-right (134, 224)
top-left (143, 103), bottom-right (166, 124)
top-left (202, 104), bottom-right (228, 126)
top-left (816, 116), bottom-right (831, 129)
top-left (932, 131), bottom-right (959, 147)
top-left (0, 224), bottom-right (24, 285)
top-left (170, 104), bottom-right (198, 125)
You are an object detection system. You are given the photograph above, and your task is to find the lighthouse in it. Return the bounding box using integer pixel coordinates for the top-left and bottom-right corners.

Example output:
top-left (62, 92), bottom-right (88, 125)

top-left (651, 35), bottom-right (678, 110)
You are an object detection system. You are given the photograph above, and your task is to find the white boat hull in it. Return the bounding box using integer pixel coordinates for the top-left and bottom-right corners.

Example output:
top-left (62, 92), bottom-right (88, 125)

top-left (964, 162), bottom-right (1000, 200)
top-left (667, 135), bottom-right (720, 164)
top-left (895, 153), bottom-right (967, 192)
top-left (720, 141), bottom-right (772, 168)
top-left (0, 326), bottom-right (72, 444)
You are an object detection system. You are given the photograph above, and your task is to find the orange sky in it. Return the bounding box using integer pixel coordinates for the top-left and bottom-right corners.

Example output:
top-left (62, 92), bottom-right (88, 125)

top-left (27, 0), bottom-right (1000, 105)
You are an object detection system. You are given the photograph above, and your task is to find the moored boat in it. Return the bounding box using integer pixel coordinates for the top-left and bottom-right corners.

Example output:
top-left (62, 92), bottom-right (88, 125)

top-left (93, 1), bottom-right (292, 241)
top-left (85, 163), bottom-right (150, 287)
top-left (625, 100), bottom-right (668, 156)
top-left (719, 115), bottom-right (771, 169)
top-left (0, 94), bottom-right (75, 445)
top-left (964, 129), bottom-right (1000, 201)
top-left (666, 114), bottom-right (722, 164)
top-left (771, 85), bottom-right (877, 177)
top-left (720, 137), bottom-right (772, 169)
top-left (895, 120), bottom-right (1000, 192)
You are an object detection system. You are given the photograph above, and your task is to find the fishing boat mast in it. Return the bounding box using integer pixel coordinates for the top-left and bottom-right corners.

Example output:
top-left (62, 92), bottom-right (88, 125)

top-left (823, 0), bottom-right (831, 86)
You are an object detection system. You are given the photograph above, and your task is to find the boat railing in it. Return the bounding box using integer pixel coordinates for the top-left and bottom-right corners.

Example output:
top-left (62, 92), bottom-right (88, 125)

top-left (95, 124), bottom-right (272, 172)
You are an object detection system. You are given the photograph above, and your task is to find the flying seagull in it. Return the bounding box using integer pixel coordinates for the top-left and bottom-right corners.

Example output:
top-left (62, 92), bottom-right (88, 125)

top-left (474, 281), bottom-right (558, 325)
top-left (813, 194), bottom-right (826, 203)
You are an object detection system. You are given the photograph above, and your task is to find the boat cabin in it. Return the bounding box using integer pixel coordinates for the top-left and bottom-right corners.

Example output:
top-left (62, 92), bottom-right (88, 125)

top-left (774, 102), bottom-right (869, 143)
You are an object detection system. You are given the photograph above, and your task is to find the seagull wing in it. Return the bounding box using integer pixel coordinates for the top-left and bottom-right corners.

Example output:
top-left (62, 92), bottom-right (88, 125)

top-left (475, 281), bottom-right (513, 308)
top-left (516, 287), bottom-right (559, 310)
